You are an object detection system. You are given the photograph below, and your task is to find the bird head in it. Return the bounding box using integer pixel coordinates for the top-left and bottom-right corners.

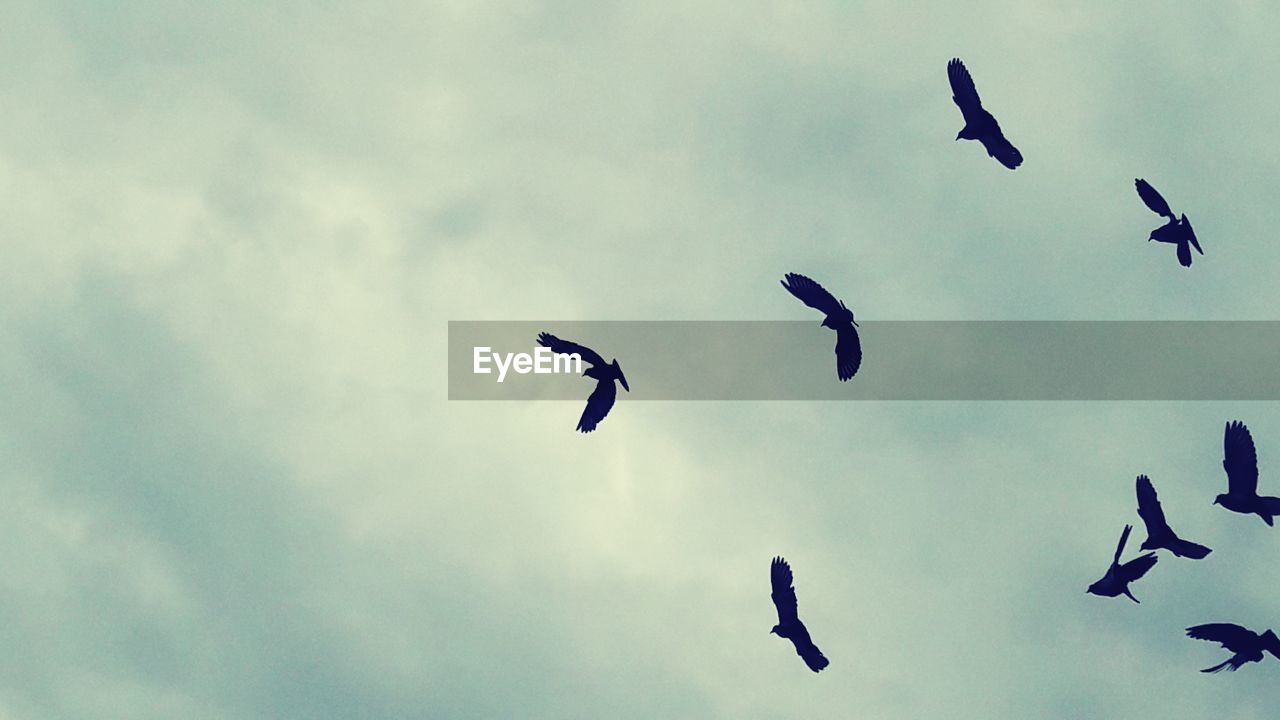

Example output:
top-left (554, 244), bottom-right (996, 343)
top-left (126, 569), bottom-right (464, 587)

top-left (612, 360), bottom-right (630, 392)
top-left (769, 625), bottom-right (782, 636)
top-left (1212, 494), bottom-right (1226, 506)
top-left (954, 131), bottom-right (963, 141)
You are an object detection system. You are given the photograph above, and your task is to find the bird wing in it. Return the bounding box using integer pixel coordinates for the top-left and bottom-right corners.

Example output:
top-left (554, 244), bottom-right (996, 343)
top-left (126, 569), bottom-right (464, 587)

top-left (833, 324), bottom-right (862, 382)
top-left (1135, 179), bottom-right (1175, 219)
top-left (948, 58), bottom-right (983, 121)
top-left (770, 556), bottom-right (799, 625)
top-left (1187, 623), bottom-right (1256, 653)
top-left (1223, 421), bottom-right (1259, 496)
top-left (980, 131), bottom-right (1023, 170)
top-left (1118, 552), bottom-right (1158, 583)
top-left (575, 378), bottom-right (617, 433)
top-left (1113, 524), bottom-right (1133, 565)
top-left (781, 273), bottom-right (844, 317)
top-left (536, 332), bottom-right (605, 368)
top-left (1135, 475), bottom-right (1171, 535)
top-left (1182, 215), bottom-right (1203, 254)
top-left (1177, 238), bottom-right (1192, 267)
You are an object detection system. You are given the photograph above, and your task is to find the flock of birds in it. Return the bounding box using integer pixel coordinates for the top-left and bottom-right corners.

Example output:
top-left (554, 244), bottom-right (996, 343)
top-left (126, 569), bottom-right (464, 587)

top-left (528, 59), bottom-right (1266, 674)
top-left (1085, 421), bottom-right (1280, 673)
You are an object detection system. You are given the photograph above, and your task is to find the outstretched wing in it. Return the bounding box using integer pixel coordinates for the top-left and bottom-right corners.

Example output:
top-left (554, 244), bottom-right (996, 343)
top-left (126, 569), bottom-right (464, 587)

top-left (537, 332), bottom-right (605, 368)
top-left (1182, 215), bottom-right (1203, 255)
top-left (575, 378), bottom-right (617, 433)
top-left (980, 132), bottom-right (1023, 170)
top-left (1187, 623), bottom-right (1256, 653)
top-left (1135, 475), bottom-right (1170, 536)
top-left (1135, 179), bottom-right (1174, 219)
top-left (1223, 421), bottom-right (1259, 496)
top-left (1118, 552), bottom-right (1157, 583)
top-left (948, 58), bottom-right (983, 122)
top-left (1113, 524), bottom-right (1133, 565)
top-left (770, 556), bottom-right (799, 625)
top-left (781, 273), bottom-right (844, 317)
top-left (834, 324), bottom-right (862, 382)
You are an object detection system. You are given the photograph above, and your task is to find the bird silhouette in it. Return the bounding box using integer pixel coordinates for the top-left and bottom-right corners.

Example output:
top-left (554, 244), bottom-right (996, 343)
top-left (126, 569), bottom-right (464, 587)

top-left (948, 58), bottom-right (1022, 169)
top-left (1216, 420), bottom-right (1280, 525)
top-left (1086, 524), bottom-right (1158, 603)
top-left (1135, 474), bottom-right (1212, 559)
top-left (535, 332), bottom-right (629, 433)
top-left (1186, 623), bottom-right (1280, 673)
top-left (780, 273), bottom-right (861, 381)
top-left (1135, 179), bottom-right (1202, 267)
top-left (769, 556), bottom-right (829, 672)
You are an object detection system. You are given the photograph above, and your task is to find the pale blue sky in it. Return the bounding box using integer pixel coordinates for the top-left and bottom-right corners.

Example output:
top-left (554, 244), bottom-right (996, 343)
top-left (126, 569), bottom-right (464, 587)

top-left (2, 2), bottom-right (1279, 718)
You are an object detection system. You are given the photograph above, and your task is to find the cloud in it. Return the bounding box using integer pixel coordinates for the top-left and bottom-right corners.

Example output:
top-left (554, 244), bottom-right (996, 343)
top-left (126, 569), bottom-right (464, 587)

top-left (3, 1), bottom-right (1280, 718)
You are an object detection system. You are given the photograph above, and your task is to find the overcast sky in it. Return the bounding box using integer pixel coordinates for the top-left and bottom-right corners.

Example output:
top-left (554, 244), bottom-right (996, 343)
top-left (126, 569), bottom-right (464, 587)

top-left (2, 1), bottom-right (1279, 718)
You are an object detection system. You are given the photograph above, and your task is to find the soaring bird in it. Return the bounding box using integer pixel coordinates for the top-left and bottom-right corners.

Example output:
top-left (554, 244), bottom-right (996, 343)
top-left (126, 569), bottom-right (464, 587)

top-left (1086, 524), bottom-right (1158, 603)
top-left (780, 273), bottom-right (861, 381)
top-left (1135, 474), bottom-right (1212, 559)
top-left (769, 556), bottom-right (830, 673)
top-left (535, 332), bottom-right (629, 433)
top-left (948, 58), bottom-right (1022, 169)
top-left (1216, 420), bottom-right (1280, 525)
top-left (1135, 178), bottom-right (1202, 267)
top-left (1186, 623), bottom-right (1280, 673)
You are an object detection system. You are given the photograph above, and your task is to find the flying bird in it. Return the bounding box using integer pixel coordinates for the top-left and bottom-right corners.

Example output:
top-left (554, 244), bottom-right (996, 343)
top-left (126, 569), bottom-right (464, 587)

top-left (948, 58), bottom-right (1022, 169)
top-left (1086, 524), bottom-right (1158, 603)
top-left (769, 556), bottom-right (830, 672)
top-left (780, 273), bottom-right (861, 381)
top-left (1216, 420), bottom-right (1280, 525)
top-left (535, 332), bottom-right (629, 433)
top-left (1135, 474), bottom-right (1212, 559)
top-left (1135, 178), bottom-right (1202, 267)
top-left (1186, 623), bottom-right (1280, 673)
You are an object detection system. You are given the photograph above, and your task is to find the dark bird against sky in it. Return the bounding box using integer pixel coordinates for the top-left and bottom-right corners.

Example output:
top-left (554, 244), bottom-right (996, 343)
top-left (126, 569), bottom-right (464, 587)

top-left (1217, 420), bottom-right (1280, 525)
top-left (769, 556), bottom-right (830, 673)
top-left (535, 332), bottom-right (629, 433)
top-left (1086, 524), bottom-right (1157, 604)
top-left (948, 58), bottom-right (1023, 169)
top-left (1186, 623), bottom-right (1280, 673)
top-left (1135, 474), bottom-right (1211, 559)
top-left (1135, 178), bottom-right (1202, 267)
top-left (780, 273), bottom-right (861, 382)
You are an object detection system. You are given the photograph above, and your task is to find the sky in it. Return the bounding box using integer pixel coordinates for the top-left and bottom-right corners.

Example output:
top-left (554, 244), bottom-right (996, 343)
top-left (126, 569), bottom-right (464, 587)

top-left (2, 1), bottom-right (1279, 717)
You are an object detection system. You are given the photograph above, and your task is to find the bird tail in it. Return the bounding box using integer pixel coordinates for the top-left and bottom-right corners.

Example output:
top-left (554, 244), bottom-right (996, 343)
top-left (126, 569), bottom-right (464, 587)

top-left (1169, 538), bottom-right (1212, 560)
top-left (1201, 659), bottom-right (1236, 673)
top-left (803, 650), bottom-right (830, 673)
top-left (1261, 496), bottom-right (1280, 522)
